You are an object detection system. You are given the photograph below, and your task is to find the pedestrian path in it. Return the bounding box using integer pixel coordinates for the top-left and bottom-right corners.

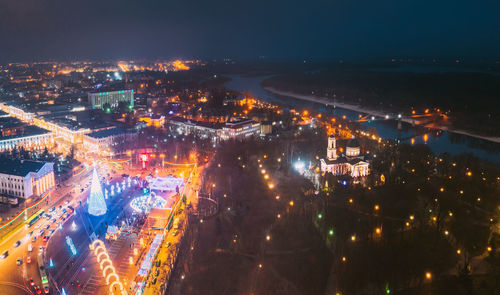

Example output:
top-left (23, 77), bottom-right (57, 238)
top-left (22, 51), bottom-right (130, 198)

top-left (80, 275), bottom-right (101, 295)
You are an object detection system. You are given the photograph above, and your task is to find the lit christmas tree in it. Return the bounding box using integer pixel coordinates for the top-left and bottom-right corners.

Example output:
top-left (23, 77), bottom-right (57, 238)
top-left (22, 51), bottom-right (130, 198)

top-left (88, 167), bottom-right (107, 216)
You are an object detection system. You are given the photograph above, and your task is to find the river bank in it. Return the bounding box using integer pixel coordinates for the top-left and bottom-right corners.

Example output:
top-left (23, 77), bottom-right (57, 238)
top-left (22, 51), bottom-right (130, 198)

top-left (263, 86), bottom-right (500, 144)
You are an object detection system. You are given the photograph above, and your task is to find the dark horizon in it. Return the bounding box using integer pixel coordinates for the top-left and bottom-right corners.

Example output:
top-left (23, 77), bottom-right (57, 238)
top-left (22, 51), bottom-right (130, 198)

top-left (1, 0), bottom-right (500, 63)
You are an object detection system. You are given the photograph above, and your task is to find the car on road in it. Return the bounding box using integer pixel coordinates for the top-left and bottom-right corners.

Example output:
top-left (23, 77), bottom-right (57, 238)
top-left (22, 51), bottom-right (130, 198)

top-left (44, 286), bottom-right (49, 294)
top-left (49, 229), bottom-right (55, 235)
top-left (44, 224), bottom-right (50, 230)
top-left (39, 246), bottom-right (44, 253)
top-left (16, 257), bottom-right (22, 265)
top-left (65, 200), bottom-right (69, 205)
top-left (14, 240), bottom-right (21, 247)
top-left (43, 236), bottom-right (49, 242)
top-left (29, 278), bottom-right (35, 286)
top-left (39, 229), bottom-right (45, 235)
top-left (32, 236), bottom-right (37, 242)
top-left (51, 218), bottom-right (56, 223)
top-left (27, 256), bottom-right (32, 264)
top-left (28, 243), bottom-right (33, 252)
top-left (0, 251), bottom-right (8, 259)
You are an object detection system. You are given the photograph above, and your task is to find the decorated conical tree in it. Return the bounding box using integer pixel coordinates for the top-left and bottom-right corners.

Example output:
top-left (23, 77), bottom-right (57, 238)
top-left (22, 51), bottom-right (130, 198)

top-left (88, 167), bottom-right (107, 216)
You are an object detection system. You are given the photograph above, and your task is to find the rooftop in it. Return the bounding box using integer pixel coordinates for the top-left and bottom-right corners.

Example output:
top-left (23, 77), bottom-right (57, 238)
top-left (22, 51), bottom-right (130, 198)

top-left (85, 127), bottom-right (135, 139)
top-left (0, 158), bottom-right (48, 176)
top-left (0, 117), bottom-right (25, 129)
top-left (89, 89), bottom-right (134, 95)
top-left (169, 117), bottom-right (223, 129)
top-left (0, 125), bottom-right (51, 141)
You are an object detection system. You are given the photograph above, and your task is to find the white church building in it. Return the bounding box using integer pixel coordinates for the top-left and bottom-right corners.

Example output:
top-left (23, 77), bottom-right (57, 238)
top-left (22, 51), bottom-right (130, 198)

top-left (320, 135), bottom-right (370, 178)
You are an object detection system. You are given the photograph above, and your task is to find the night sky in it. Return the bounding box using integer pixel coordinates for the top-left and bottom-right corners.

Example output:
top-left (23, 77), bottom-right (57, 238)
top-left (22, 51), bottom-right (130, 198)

top-left (1, 0), bottom-right (499, 62)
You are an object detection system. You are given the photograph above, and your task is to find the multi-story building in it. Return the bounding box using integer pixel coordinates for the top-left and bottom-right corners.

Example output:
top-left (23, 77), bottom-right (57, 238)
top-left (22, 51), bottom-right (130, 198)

top-left (168, 117), bottom-right (261, 142)
top-left (88, 89), bottom-right (134, 110)
top-left (0, 118), bottom-right (53, 152)
top-left (34, 117), bottom-right (91, 144)
top-left (0, 158), bottom-right (55, 200)
top-left (7, 105), bottom-right (34, 122)
top-left (83, 127), bottom-right (138, 154)
top-left (168, 117), bottom-right (221, 140)
top-left (220, 118), bottom-right (261, 140)
top-left (138, 115), bottom-right (165, 128)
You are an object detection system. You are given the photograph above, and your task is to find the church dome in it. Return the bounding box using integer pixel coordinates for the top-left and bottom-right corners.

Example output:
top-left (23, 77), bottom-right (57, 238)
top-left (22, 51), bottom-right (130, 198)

top-left (346, 138), bottom-right (360, 148)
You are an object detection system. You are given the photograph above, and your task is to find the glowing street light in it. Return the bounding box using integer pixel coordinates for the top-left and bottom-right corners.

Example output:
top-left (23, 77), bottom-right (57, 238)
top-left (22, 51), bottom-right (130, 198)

top-left (425, 272), bottom-right (432, 280)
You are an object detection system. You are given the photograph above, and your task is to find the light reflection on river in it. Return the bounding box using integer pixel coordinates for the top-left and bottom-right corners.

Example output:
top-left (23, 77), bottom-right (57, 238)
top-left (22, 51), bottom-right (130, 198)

top-left (225, 75), bottom-right (500, 163)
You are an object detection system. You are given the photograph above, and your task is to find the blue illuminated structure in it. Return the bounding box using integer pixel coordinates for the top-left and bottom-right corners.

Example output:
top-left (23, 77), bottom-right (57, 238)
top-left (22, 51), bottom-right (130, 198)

top-left (66, 236), bottom-right (77, 256)
top-left (88, 167), bottom-right (107, 216)
top-left (137, 234), bottom-right (163, 276)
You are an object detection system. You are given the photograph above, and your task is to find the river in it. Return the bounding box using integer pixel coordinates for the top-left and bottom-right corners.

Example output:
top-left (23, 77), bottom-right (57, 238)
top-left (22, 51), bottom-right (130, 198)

top-left (225, 75), bottom-right (500, 163)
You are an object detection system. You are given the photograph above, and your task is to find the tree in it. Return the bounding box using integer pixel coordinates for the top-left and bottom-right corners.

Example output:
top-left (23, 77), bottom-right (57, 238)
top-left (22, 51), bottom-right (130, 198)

top-left (102, 102), bottom-right (111, 112)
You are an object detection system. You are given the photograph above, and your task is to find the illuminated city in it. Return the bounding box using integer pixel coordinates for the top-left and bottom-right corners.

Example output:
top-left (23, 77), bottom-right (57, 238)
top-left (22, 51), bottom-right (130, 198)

top-left (1, 1), bottom-right (500, 295)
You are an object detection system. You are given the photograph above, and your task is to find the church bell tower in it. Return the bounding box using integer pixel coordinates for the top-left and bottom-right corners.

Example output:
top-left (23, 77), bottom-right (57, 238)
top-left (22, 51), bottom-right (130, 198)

top-left (327, 135), bottom-right (337, 161)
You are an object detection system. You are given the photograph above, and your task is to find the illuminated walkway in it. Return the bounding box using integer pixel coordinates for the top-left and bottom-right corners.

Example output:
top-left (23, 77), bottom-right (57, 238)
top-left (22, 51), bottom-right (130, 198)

top-left (89, 239), bottom-right (127, 295)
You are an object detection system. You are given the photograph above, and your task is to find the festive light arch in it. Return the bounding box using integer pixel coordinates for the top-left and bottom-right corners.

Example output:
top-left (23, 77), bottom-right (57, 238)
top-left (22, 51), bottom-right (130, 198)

top-left (103, 265), bottom-right (115, 277)
top-left (91, 239), bottom-right (105, 250)
top-left (109, 281), bottom-right (124, 294)
top-left (99, 258), bottom-right (112, 270)
top-left (97, 251), bottom-right (109, 263)
top-left (89, 239), bottom-right (126, 292)
top-left (106, 273), bottom-right (120, 285)
top-left (94, 244), bottom-right (106, 256)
